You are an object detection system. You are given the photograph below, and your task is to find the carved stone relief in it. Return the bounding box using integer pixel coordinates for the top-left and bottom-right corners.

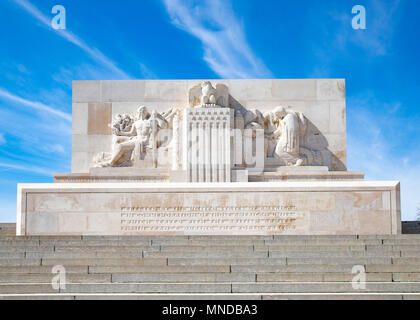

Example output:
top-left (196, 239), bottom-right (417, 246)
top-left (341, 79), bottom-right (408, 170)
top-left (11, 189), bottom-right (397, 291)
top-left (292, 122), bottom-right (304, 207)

top-left (189, 81), bottom-right (229, 108)
top-left (92, 81), bottom-right (333, 171)
top-left (93, 106), bottom-right (179, 168)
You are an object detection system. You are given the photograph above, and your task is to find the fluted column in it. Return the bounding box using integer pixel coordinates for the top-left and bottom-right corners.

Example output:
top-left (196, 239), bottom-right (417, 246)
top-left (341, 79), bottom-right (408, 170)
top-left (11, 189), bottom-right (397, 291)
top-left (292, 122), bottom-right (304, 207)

top-left (184, 107), bottom-right (233, 183)
top-left (172, 113), bottom-right (180, 170)
top-left (205, 122), bottom-right (211, 182)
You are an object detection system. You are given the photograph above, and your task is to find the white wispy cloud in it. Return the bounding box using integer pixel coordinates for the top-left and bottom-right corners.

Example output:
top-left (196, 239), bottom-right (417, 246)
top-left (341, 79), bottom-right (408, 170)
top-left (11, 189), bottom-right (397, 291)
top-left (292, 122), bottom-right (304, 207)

top-left (42, 143), bottom-right (66, 155)
top-left (0, 134), bottom-right (6, 145)
top-left (13, 0), bottom-right (131, 79)
top-left (163, 0), bottom-right (272, 78)
top-left (0, 162), bottom-right (55, 176)
top-left (139, 63), bottom-right (158, 79)
top-left (0, 87), bottom-right (71, 122)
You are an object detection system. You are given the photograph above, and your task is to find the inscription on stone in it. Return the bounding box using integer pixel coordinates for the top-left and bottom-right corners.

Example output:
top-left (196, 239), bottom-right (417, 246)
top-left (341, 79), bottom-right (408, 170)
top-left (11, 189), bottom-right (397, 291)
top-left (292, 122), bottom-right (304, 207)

top-left (120, 206), bottom-right (301, 233)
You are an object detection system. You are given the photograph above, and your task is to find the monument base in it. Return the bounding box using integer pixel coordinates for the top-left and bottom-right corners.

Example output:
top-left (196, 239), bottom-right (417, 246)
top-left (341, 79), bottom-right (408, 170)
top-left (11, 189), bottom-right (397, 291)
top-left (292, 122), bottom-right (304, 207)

top-left (17, 181), bottom-right (401, 236)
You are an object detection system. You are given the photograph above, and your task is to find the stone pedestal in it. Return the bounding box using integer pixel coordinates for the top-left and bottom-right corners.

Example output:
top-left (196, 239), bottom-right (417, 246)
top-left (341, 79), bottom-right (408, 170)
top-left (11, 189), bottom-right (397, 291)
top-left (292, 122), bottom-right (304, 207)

top-left (17, 181), bottom-right (401, 236)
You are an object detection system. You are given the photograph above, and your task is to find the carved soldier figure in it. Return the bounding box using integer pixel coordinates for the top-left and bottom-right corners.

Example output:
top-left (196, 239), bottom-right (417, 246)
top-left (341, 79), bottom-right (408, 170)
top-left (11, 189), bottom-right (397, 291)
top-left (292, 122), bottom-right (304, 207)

top-left (93, 106), bottom-right (169, 167)
top-left (264, 106), bottom-right (307, 166)
top-left (110, 106), bottom-right (152, 165)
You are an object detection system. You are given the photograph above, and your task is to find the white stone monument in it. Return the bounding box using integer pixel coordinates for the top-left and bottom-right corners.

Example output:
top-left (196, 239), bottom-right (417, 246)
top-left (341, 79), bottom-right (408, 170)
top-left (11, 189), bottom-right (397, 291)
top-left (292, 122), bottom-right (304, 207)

top-left (16, 79), bottom-right (401, 235)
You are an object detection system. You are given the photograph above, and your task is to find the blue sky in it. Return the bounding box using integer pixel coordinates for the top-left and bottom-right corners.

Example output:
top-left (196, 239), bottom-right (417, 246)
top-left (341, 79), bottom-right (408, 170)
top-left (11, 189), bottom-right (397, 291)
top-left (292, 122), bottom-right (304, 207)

top-left (0, 0), bottom-right (418, 222)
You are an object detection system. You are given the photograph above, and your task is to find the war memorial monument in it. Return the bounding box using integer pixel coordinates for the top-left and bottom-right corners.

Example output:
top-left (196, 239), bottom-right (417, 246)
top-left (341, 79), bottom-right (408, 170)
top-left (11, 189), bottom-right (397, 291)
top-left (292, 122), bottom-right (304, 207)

top-left (3, 79), bottom-right (420, 300)
top-left (16, 79), bottom-right (401, 236)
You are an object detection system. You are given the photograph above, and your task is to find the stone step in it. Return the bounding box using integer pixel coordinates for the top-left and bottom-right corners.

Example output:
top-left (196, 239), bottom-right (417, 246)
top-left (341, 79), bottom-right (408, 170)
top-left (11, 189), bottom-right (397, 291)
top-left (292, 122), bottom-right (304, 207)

top-left (366, 265), bottom-right (420, 273)
top-left (383, 239), bottom-right (420, 245)
top-left (1, 266), bottom-right (418, 283)
top-left (2, 264), bottom-right (414, 276)
top-left (39, 240), bottom-right (152, 247)
top-left (2, 246), bottom-right (419, 256)
top-left (89, 265), bottom-right (230, 274)
top-left (91, 272), bottom-right (405, 283)
top-left (0, 283), bottom-right (232, 294)
top-left (256, 273), bottom-right (392, 282)
top-left (0, 293), bottom-right (259, 300)
top-left (0, 224), bottom-right (16, 236)
top-left (266, 239), bottom-right (383, 245)
top-left (359, 235), bottom-right (420, 239)
top-left (168, 258), bottom-right (287, 266)
top-left (0, 246), bottom-right (55, 253)
top-left (393, 274), bottom-right (420, 282)
top-left (63, 283), bottom-right (232, 294)
top-left (152, 240), bottom-right (267, 246)
top-left (0, 284), bottom-right (57, 294)
top-left (0, 259), bottom-right (41, 267)
top-left (54, 246), bottom-right (152, 253)
top-left (285, 257), bottom-right (392, 265)
top-left (392, 258), bottom-right (420, 265)
top-left (1, 282), bottom-right (420, 294)
top-left (0, 273), bottom-right (111, 283)
top-left (166, 257), bottom-right (403, 266)
top-left (152, 240), bottom-right (385, 246)
top-left (0, 241), bottom-right (394, 249)
top-left (255, 245), bottom-right (366, 252)
top-left (2, 293), bottom-right (420, 300)
top-left (0, 272), bottom-right (406, 284)
top-left (26, 252), bottom-right (145, 259)
top-left (262, 293), bottom-right (419, 300)
top-left (357, 234), bottom-right (420, 240)
top-left (17, 251), bottom-right (402, 260)
top-left (401, 251), bottom-right (420, 257)
top-left (1, 245), bottom-right (419, 256)
top-left (367, 245), bottom-right (420, 251)
top-left (143, 251), bottom-right (269, 258)
top-left (151, 239), bottom-right (377, 246)
top-left (231, 282), bottom-right (420, 293)
top-left (105, 273), bottom-right (420, 283)
top-left (41, 258), bottom-right (167, 266)
top-left (268, 251), bottom-right (401, 258)
top-left (2, 240), bottom-right (420, 249)
top-left (111, 273), bottom-right (256, 283)
top-left (231, 264), bottom-right (366, 273)
top-left (0, 266), bottom-right (88, 274)
top-left (159, 245), bottom-right (255, 252)
top-left (63, 244), bottom-right (384, 251)
top-left (0, 256), bottom-right (400, 267)
top-left (0, 240), bottom-right (40, 246)
top-left (0, 253), bottom-right (25, 259)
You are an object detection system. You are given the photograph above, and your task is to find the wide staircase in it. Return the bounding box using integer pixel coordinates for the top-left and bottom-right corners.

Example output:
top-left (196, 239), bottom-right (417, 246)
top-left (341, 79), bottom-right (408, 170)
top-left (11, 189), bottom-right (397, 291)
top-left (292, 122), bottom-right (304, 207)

top-left (1, 232), bottom-right (420, 300)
